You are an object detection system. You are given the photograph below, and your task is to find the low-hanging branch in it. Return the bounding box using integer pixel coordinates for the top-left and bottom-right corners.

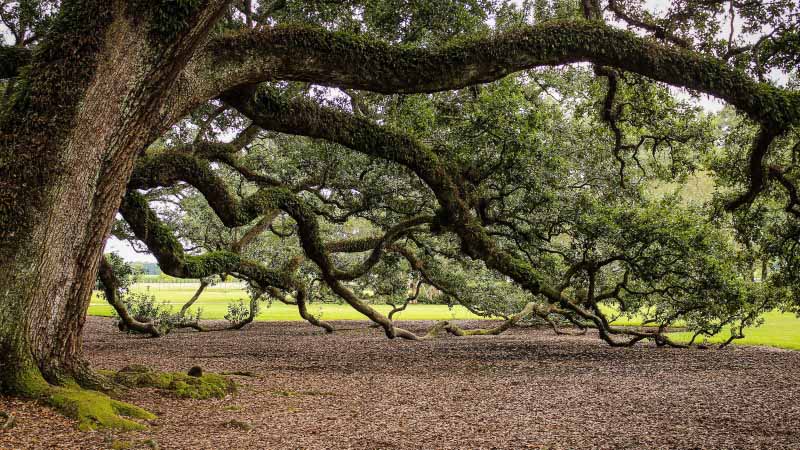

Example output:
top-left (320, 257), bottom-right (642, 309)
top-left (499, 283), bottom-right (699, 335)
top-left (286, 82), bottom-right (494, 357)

top-left (119, 191), bottom-right (292, 289)
top-left (119, 189), bottom-right (338, 333)
top-left (226, 87), bottom-right (698, 347)
top-left (126, 144), bottom-right (537, 340)
top-left (267, 277), bottom-right (335, 333)
top-left (97, 256), bottom-right (163, 338)
top-left (125, 152), bottom-right (415, 337)
top-left (120, 93), bottom-right (749, 347)
top-left (424, 302), bottom-right (538, 338)
top-left (129, 148), bottom-right (434, 282)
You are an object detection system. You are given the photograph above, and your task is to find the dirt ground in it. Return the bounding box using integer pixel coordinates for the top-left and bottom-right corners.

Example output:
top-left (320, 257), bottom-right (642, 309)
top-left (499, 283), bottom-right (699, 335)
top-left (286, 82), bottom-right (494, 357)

top-left (2, 317), bottom-right (800, 449)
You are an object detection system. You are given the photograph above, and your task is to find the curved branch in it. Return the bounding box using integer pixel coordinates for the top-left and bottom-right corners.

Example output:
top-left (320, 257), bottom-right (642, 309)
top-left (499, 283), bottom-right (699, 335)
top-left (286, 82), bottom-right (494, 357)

top-left (186, 20), bottom-right (800, 129)
top-left (387, 280), bottom-right (422, 321)
top-left (178, 278), bottom-right (210, 317)
top-left (425, 302), bottom-right (537, 338)
top-left (231, 210), bottom-right (279, 253)
top-left (322, 215), bottom-right (433, 280)
top-left (127, 153), bottom-right (415, 338)
top-left (119, 188), bottom-right (341, 333)
top-left (119, 191), bottom-right (293, 290)
top-left (227, 88), bottom-right (703, 347)
top-left (265, 285), bottom-right (334, 333)
top-left (225, 87), bottom-right (548, 298)
top-left (768, 166), bottom-right (800, 217)
top-left (97, 256), bottom-right (162, 337)
top-left (606, 0), bottom-right (692, 48)
top-left (725, 126), bottom-right (779, 210)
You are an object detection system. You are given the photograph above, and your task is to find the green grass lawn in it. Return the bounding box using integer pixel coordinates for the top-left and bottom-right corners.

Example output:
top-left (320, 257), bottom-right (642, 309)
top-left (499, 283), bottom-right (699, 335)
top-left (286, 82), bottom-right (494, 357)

top-left (89, 283), bottom-right (800, 350)
top-left (668, 310), bottom-right (800, 350)
top-left (88, 283), bottom-right (483, 322)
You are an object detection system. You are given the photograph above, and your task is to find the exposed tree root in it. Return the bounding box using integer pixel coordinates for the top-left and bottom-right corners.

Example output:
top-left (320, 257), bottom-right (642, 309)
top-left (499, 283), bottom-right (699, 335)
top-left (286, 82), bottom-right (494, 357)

top-left (103, 366), bottom-right (236, 400)
top-left (47, 386), bottom-right (155, 431)
top-left (4, 362), bottom-right (157, 431)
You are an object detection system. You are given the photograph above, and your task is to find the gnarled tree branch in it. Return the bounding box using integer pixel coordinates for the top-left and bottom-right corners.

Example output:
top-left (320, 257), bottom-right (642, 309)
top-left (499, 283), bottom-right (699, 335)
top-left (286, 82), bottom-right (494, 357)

top-left (183, 20), bottom-right (800, 130)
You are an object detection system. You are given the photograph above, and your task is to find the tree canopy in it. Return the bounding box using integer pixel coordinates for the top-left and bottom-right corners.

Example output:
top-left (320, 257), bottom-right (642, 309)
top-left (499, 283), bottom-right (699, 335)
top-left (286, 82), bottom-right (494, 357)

top-left (1, 0), bottom-right (799, 405)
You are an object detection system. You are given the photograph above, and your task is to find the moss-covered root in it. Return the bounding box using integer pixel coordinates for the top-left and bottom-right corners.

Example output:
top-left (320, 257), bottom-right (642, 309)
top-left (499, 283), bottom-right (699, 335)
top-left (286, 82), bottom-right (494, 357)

top-left (107, 367), bottom-right (236, 399)
top-left (1, 363), bottom-right (153, 431)
top-left (47, 387), bottom-right (156, 431)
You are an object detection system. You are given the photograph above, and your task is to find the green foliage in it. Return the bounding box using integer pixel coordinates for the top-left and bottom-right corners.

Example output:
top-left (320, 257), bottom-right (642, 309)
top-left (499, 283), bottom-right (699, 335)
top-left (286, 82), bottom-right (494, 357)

top-left (112, 289), bottom-right (201, 334)
top-left (97, 252), bottom-right (141, 292)
top-left (119, 291), bottom-right (171, 323)
top-left (224, 299), bottom-right (255, 325)
top-left (267, 0), bottom-right (494, 44)
top-left (96, 0), bottom-right (799, 346)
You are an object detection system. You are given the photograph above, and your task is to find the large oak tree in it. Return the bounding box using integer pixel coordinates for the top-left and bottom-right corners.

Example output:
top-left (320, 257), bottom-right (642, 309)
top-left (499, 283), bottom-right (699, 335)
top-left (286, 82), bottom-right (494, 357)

top-left (1, 0), bottom-right (799, 401)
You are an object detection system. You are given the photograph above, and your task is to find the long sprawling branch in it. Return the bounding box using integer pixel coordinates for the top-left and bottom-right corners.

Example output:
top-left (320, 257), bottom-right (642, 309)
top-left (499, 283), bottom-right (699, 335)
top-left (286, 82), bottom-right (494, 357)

top-left (97, 256), bottom-right (163, 337)
top-left (224, 87), bottom-right (547, 296)
top-left (226, 88), bottom-right (694, 347)
top-left (119, 191), bottom-right (293, 289)
top-left (127, 150), bottom-right (419, 337)
top-left (184, 20), bottom-right (799, 130)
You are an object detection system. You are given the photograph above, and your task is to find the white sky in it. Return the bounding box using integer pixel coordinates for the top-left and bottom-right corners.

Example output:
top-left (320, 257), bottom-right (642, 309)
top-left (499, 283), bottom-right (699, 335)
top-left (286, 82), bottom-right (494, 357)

top-left (106, 237), bottom-right (155, 262)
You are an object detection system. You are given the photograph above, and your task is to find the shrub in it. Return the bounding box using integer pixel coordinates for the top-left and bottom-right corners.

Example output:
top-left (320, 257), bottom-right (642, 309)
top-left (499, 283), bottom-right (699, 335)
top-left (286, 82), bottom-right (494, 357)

top-left (224, 299), bottom-right (254, 326)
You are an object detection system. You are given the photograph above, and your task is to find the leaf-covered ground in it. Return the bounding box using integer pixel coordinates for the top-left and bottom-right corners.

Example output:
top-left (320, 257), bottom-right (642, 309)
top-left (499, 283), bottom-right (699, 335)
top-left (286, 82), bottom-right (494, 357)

top-left (2, 317), bottom-right (799, 449)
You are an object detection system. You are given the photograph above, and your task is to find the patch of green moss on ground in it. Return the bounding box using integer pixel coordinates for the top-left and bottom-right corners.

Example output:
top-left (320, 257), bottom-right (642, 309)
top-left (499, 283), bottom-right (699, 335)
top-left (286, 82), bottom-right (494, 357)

top-left (110, 369), bottom-right (236, 399)
top-left (111, 440), bottom-right (133, 450)
top-left (47, 387), bottom-right (155, 431)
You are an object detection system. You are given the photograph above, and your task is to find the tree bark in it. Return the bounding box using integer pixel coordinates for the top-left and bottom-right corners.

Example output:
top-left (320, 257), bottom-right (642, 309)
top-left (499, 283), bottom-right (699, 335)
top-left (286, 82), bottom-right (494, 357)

top-left (0, 1), bottom-right (226, 394)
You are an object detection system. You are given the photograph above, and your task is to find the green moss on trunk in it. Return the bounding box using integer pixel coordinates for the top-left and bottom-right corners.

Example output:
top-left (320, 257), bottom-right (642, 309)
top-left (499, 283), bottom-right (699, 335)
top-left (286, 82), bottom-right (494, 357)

top-left (2, 364), bottom-right (50, 398)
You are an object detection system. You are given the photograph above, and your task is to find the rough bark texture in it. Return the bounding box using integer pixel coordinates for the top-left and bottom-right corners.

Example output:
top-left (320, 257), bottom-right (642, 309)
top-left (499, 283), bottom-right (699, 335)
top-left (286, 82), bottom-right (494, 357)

top-left (0, 0), bottom-right (228, 394)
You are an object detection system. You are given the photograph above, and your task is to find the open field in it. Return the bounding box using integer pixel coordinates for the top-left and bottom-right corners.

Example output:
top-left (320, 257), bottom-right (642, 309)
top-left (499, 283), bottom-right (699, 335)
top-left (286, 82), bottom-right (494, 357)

top-left (669, 311), bottom-right (800, 350)
top-left (2, 317), bottom-right (799, 449)
top-left (88, 283), bottom-right (800, 350)
top-left (87, 283), bottom-right (486, 322)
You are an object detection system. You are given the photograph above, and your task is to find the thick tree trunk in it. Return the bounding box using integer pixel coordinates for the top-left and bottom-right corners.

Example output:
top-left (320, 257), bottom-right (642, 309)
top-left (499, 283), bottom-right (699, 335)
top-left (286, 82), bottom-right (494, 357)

top-left (0, 1), bottom-right (225, 394)
top-left (1, 13), bottom-right (152, 392)
top-left (0, 1), bottom-right (114, 393)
